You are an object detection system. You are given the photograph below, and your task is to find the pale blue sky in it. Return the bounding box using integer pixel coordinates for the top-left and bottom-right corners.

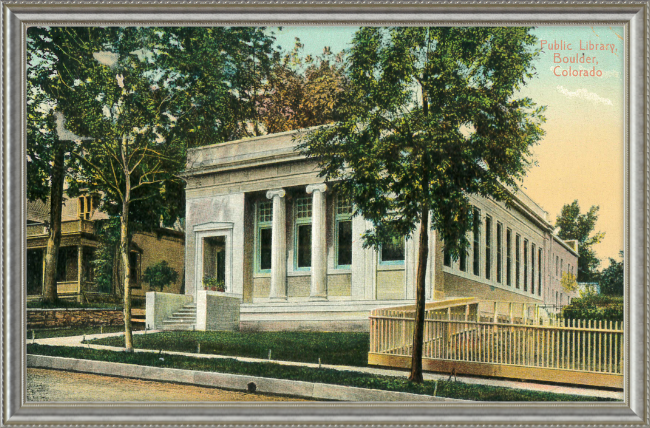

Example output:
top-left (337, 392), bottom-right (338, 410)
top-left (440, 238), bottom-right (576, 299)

top-left (271, 26), bottom-right (625, 263)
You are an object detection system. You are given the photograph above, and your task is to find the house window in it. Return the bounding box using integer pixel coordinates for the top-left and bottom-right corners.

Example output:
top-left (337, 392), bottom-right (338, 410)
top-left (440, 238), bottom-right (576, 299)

top-left (506, 228), bottom-right (512, 286)
top-left (443, 247), bottom-right (452, 267)
top-left (380, 235), bottom-right (405, 264)
top-left (78, 195), bottom-right (94, 220)
top-left (515, 234), bottom-right (521, 289)
top-left (256, 201), bottom-right (273, 272)
top-left (335, 196), bottom-right (353, 268)
top-left (129, 252), bottom-right (140, 288)
top-left (496, 222), bottom-right (503, 283)
top-left (295, 197), bottom-right (312, 269)
top-left (523, 239), bottom-right (528, 292)
top-left (531, 243), bottom-right (536, 295)
top-left (460, 246), bottom-right (467, 272)
top-left (472, 208), bottom-right (480, 276)
top-left (561, 258), bottom-right (564, 275)
top-left (556, 255), bottom-right (559, 277)
top-left (538, 248), bottom-right (543, 296)
top-left (485, 215), bottom-right (492, 280)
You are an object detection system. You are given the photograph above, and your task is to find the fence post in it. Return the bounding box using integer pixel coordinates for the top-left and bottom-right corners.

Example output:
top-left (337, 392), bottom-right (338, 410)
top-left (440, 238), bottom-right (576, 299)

top-left (509, 302), bottom-right (514, 324)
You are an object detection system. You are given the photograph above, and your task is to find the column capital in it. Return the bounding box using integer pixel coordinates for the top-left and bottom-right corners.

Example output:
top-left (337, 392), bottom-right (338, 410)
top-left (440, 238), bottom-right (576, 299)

top-left (306, 183), bottom-right (327, 194)
top-left (266, 189), bottom-right (286, 200)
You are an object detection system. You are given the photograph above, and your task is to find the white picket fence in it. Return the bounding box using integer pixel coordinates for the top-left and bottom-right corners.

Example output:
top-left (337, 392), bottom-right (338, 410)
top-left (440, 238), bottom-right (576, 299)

top-left (368, 299), bottom-right (624, 388)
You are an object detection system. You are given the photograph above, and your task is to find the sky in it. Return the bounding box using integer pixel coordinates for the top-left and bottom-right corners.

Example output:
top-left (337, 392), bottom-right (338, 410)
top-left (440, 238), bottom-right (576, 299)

top-left (272, 26), bottom-right (625, 265)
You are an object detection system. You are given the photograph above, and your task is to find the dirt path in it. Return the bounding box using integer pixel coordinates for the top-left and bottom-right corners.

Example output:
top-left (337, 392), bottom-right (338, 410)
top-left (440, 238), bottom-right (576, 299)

top-left (27, 368), bottom-right (311, 402)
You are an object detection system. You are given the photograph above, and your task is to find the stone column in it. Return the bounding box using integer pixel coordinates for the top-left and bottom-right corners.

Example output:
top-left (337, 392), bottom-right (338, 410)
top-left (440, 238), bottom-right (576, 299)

top-left (306, 183), bottom-right (328, 300)
top-left (266, 189), bottom-right (287, 300)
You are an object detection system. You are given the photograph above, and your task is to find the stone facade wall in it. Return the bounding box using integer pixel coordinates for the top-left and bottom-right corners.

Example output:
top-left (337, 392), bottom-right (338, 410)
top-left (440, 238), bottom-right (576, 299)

top-left (27, 309), bottom-right (124, 329)
top-left (132, 230), bottom-right (185, 298)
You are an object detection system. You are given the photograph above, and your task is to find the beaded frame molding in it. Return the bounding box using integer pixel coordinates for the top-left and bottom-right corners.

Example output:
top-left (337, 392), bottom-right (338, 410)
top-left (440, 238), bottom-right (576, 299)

top-left (2, 1), bottom-right (648, 426)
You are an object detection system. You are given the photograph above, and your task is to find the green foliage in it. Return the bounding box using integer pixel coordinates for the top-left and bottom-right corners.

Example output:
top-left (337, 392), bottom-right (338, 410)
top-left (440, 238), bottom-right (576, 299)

top-left (90, 217), bottom-right (122, 294)
top-left (560, 271), bottom-right (578, 293)
top-left (202, 276), bottom-right (226, 292)
top-left (27, 344), bottom-right (613, 401)
top-left (562, 294), bottom-right (623, 322)
top-left (143, 261), bottom-right (179, 291)
top-left (599, 252), bottom-right (624, 296)
top-left (555, 200), bottom-right (605, 282)
top-left (258, 41), bottom-right (349, 133)
top-left (299, 27), bottom-right (546, 258)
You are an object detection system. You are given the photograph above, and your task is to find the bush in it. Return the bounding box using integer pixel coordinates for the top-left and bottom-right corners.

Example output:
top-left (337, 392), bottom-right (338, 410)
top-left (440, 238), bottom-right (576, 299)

top-left (562, 294), bottom-right (623, 322)
top-left (142, 261), bottom-right (179, 291)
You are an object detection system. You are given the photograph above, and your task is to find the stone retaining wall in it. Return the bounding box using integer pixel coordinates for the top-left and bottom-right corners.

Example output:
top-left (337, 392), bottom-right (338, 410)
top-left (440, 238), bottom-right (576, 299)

top-left (27, 309), bottom-right (124, 329)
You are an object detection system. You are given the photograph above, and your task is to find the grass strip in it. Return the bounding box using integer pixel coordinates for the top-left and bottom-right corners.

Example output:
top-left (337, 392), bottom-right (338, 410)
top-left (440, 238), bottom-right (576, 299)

top-left (87, 331), bottom-right (370, 367)
top-left (27, 344), bottom-right (613, 402)
top-left (27, 325), bottom-right (135, 340)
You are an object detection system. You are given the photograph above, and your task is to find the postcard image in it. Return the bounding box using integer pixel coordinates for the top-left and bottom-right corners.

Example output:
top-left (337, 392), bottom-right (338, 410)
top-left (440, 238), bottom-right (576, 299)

top-left (24, 23), bottom-right (625, 405)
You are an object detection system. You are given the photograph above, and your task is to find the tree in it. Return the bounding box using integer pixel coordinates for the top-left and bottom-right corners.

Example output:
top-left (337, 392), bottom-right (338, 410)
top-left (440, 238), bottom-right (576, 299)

top-left (555, 200), bottom-right (605, 282)
top-left (257, 41), bottom-right (348, 133)
top-left (561, 271), bottom-right (578, 293)
top-left (27, 31), bottom-right (73, 304)
top-left (31, 26), bottom-right (278, 351)
top-left (143, 261), bottom-right (179, 291)
top-left (300, 27), bottom-right (545, 382)
top-left (599, 252), bottom-right (623, 296)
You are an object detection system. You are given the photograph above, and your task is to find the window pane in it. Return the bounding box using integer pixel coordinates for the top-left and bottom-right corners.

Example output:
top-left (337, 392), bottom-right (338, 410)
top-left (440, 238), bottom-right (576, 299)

top-left (259, 228), bottom-right (272, 271)
top-left (506, 229), bottom-right (511, 285)
top-left (515, 234), bottom-right (521, 289)
top-left (473, 208), bottom-right (480, 276)
top-left (382, 236), bottom-right (405, 262)
top-left (295, 197), bottom-right (312, 219)
top-left (496, 223), bottom-right (502, 283)
top-left (523, 239), bottom-right (528, 292)
top-left (485, 216), bottom-right (491, 280)
top-left (297, 224), bottom-right (312, 268)
top-left (258, 202), bottom-right (273, 223)
top-left (337, 220), bottom-right (352, 266)
top-left (443, 248), bottom-right (451, 267)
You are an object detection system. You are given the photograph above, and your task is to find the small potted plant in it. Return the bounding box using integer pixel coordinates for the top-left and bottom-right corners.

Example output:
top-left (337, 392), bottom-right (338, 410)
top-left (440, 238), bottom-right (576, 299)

top-left (202, 276), bottom-right (226, 293)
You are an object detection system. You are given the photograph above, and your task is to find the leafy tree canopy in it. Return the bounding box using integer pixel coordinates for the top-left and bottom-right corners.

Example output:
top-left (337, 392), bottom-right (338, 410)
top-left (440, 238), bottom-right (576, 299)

top-left (555, 200), bottom-right (605, 282)
top-left (257, 39), bottom-right (348, 134)
top-left (599, 251), bottom-right (623, 296)
top-left (301, 27), bottom-right (546, 257)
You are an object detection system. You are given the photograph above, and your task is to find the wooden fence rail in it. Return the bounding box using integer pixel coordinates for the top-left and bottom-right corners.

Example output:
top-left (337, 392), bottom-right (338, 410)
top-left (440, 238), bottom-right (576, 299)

top-left (368, 302), bottom-right (624, 389)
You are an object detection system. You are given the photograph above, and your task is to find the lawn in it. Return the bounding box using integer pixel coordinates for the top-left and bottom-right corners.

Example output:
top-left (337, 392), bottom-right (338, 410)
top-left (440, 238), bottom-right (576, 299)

top-left (27, 325), bottom-right (139, 340)
top-left (27, 344), bottom-right (614, 402)
top-left (86, 331), bottom-right (370, 367)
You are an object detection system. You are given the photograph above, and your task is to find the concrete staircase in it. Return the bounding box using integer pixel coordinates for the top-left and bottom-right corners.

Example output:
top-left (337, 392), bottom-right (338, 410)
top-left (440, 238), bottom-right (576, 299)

top-left (161, 303), bottom-right (196, 331)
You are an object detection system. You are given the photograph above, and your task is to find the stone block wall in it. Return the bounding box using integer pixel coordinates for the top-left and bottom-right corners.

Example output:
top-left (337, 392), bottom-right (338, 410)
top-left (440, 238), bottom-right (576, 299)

top-left (27, 309), bottom-right (124, 329)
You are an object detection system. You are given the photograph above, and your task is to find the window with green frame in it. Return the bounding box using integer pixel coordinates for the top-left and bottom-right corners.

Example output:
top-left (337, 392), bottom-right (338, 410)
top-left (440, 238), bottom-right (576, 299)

top-left (379, 232), bottom-right (405, 265)
top-left (335, 196), bottom-right (353, 268)
top-left (294, 196), bottom-right (312, 270)
top-left (256, 201), bottom-right (273, 273)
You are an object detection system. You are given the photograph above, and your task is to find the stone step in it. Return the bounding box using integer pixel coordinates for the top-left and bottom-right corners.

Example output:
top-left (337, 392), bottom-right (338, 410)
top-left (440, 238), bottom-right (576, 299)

top-left (160, 324), bottom-right (196, 331)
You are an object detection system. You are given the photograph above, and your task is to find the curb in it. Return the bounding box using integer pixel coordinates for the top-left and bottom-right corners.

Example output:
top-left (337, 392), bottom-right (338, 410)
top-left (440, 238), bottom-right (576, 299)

top-left (27, 354), bottom-right (462, 402)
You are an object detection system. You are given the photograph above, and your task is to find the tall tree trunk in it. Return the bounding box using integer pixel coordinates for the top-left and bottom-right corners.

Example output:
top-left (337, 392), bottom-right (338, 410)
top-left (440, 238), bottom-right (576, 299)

top-left (42, 144), bottom-right (65, 304)
top-left (120, 141), bottom-right (134, 352)
top-left (409, 206), bottom-right (429, 383)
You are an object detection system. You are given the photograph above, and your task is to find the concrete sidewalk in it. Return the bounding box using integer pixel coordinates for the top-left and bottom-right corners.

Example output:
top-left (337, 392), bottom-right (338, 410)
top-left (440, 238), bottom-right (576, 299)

top-left (30, 331), bottom-right (623, 401)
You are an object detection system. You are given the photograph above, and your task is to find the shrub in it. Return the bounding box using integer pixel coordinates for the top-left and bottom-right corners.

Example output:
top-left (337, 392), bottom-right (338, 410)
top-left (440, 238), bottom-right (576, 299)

top-left (562, 294), bottom-right (623, 322)
top-left (142, 261), bottom-right (179, 291)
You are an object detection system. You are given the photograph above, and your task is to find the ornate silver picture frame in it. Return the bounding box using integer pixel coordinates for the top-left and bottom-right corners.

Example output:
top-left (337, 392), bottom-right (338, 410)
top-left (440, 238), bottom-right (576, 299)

top-left (3, 1), bottom-right (648, 426)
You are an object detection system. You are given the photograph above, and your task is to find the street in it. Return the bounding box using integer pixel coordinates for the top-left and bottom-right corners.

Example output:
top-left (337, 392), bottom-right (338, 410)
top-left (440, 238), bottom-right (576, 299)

top-left (27, 368), bottom-right (310, 402)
